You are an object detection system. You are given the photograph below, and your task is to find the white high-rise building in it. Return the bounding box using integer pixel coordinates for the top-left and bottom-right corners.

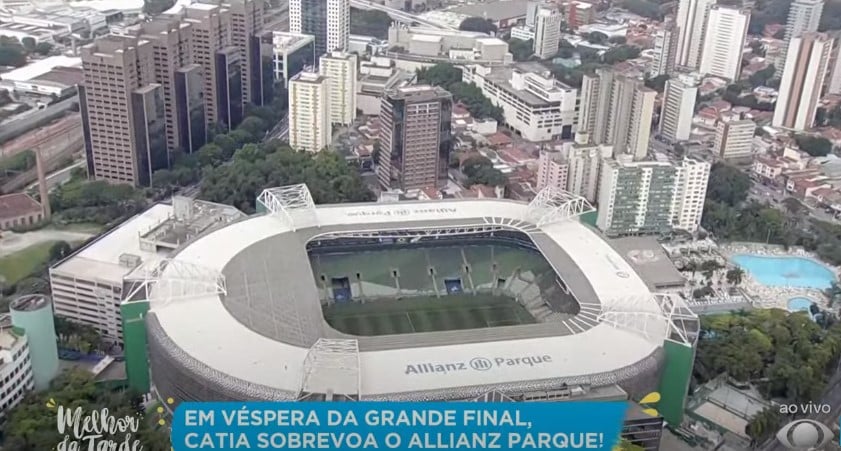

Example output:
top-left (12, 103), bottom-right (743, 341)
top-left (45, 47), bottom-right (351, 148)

top-left (289, 72), bottom-right (332, 153)
top-left (534, 7), bottom-right (563, 59)
top-left (290, 0), bottom-right (348, 57)
top-left (658, 75), bottom-right (698, 142)
top-left (537, 135), bottom-right (612, 203)
top-left (580, 70), bottom-right (655, 160)
top-left (774, 32), bottom-right (832, 131)
top-left (699, 6), bottom-right (750, 81)
top-left (596, 155), bottom-right (710, 236)
top-left (671, 157), bottom-right (711, 233)
top-left (714, 116), bottom-right (755, 161)
top-left (327, 0), bottom-right (350, 53)
top-left (651, 24), bottom-right (678, 77)
top-left (775, 0), bottom-right (824, 70)
top-left (675, 0), bottom-right (715, 68)
top-left (319, 51), bottom-right (357, 125)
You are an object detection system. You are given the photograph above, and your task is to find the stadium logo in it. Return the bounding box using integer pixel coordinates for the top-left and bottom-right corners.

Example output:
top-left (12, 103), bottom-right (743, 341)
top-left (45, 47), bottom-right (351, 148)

top-left (404, 355), bottom-right (553, 375)
top-left (469, 357), bottom-right (493, 371)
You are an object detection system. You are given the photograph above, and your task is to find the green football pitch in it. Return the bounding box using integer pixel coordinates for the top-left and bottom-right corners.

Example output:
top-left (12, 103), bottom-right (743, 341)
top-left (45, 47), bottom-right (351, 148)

top-left (323, 295), bottom-right (537, 336)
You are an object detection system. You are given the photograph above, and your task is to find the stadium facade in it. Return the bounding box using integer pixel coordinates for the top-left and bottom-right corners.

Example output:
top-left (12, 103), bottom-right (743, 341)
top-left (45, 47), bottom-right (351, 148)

top-left (120, 185), bottom-right (698, 425)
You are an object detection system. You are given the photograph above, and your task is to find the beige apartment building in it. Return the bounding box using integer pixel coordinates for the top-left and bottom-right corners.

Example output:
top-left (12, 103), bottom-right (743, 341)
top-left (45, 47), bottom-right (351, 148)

top-left (136, 17), bottom-right (194, 154)
top-left (182, 3), bottom-right (232, 130)
top-left (228, 0), bottom-right (264, 106)
top-left (80, 35), bottom-right (166, 186)
top-left (378, 86), bottom-right (453, 192)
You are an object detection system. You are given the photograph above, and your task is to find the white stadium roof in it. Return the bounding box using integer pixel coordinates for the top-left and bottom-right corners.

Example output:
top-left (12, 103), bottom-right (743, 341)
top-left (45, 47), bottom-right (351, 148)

top-left (147, 189), bottom-right (694, 399)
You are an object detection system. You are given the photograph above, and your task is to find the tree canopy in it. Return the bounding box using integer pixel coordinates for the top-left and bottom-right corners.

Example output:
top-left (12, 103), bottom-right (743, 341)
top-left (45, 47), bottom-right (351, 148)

top-left (601, 45), bottom-right (641, 65)
top-left (199, 141), bottom-right (375, 213)
top-left (619, 0), bottom-right (664, 20)
top-left (350, 8), bottom-right (392, 40)
top-left (460, 155), bottom-right (507, 187)
top-left (508, 38), bottom-right (533, 61)
top-left (748, 65), bottom-right (776, 88)
top-left (416, 64), bottom-right (503, 121)
top-left (695, 309), bottom-right (841, 405)
top-left (706, 163), bottom-right (750, 207)
top-left (644, 74), bottom-right (669, 93)
top-left (0, 36), bottom-right (28, 67)
top-left (142, 0), bottom-right (176, 15)
top-left (795, 134), bottom-right (833, 157)
top-left (459, 17), bottom-right (497, 34)
top-left (3, 370), bottom-right (170, 450)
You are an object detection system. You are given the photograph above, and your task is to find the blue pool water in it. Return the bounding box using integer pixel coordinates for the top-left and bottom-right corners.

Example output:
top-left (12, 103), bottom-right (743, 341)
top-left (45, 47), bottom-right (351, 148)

top-left (731, 254), bottom-right (835, 289)
top-left (787, 297), bottom-right (814, 313)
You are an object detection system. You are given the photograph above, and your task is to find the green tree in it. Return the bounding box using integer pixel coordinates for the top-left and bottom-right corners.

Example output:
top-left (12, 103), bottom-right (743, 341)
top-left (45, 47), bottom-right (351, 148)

top-left (706, 163), bottom-right (751, 206)
top-left (4, 369), bottom-right (169, 450)
top-left (725, 268), bottom-right (744, 285)
top-left (461, 155), bottom-right (507, 187)
top-left (0, 44), bottom-right (26, 67)
top-left (508, 38), bottom-right (533, 61)
top-left (585, 31), bottom-right (608, 44)
top-left (749, 65), bottom-right (776, 88)
top-left (20, 37), bottom-right (36, 52)
top-left (620, 0), bottom-right (663, 19)
top-left (48, 241), bottom-right (71, 263)
top-left (34, 41), bottom-right (53, 56)
top-left (459, 17), bottom-right (497, 34)
top-left (349, 8), bottom-right (392, 39)
top-left (608, 36), bottom-right (627, 45)
top-left (602, 45), bottom-right (641, 64)
top-left (746, 407), bottom-right (783, 445)
top-left (142, 0), bottom-right (176, 15)
top-left (794, 134), bottom-right (832, 157)
top-left (644, 74), bottom-right (669, 93)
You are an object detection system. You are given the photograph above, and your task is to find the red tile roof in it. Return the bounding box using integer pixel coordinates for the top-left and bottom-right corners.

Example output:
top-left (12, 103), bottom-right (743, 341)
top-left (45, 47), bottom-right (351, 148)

top-left (0, 193), bottom-right (41, 220)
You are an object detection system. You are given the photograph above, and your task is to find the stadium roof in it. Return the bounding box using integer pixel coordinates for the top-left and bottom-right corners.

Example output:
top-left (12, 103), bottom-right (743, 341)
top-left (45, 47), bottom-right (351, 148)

top-left (149, 196), bottom-right (683, 399)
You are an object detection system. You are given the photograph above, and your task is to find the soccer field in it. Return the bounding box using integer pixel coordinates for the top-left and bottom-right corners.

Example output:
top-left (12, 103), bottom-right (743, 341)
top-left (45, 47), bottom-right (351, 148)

top-left (323, 295), bottom-right (537, 336)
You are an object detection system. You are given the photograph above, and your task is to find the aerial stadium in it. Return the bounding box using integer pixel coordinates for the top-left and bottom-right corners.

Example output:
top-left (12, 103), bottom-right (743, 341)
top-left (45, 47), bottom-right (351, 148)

top-left (120, 184), bottom-right (699, 424)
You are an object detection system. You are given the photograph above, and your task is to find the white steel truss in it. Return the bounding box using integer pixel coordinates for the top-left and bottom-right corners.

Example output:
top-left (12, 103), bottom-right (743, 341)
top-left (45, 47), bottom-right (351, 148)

top-left (298, 338), bottom-right (361, 400)
top-left (256, 184), bottom-right (316, 231)
top-left (597, 293), bottom-right (699, 346)
top-left (524, 186), bottom-right (594, 227)
top-left (122, 259), bottom-right (227, 308)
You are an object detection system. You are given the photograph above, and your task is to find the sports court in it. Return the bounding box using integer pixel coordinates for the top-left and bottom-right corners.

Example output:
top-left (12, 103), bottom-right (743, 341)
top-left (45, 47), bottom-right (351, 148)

top-left (323, 294), bottom-right (537, 336)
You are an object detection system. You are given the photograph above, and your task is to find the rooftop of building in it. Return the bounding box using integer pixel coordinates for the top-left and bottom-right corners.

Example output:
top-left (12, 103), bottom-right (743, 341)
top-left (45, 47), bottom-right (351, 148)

top-left (31, 66), bottom-right (84, 86)
top-left (0, 193), bottom-right (41, 220)
top-left (266, 30), bottom-right (313, 51)
top-left (388, 84), bottom-right (451, 101)
top-left (51, 198), bottom-right (243, 284)
top-left (291, 71), bottom-right (326, 84)
top-left (607, 236), bottom-right (685, 289)
top-left (481, 62), bottom-right (570, 107)
top-left (450, 0), bottom-right (530, 21)
top-left (0, 56), bottom-right (81, 82)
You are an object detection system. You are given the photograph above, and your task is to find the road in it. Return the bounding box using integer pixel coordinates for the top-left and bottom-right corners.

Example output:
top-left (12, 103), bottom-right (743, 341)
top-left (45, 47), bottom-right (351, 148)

top-left (349, 0), bottom-right (456, 29)
top-left (748, 182), bottom-right (840, 224)
top-left (26, 160), bottom-right (85, 192)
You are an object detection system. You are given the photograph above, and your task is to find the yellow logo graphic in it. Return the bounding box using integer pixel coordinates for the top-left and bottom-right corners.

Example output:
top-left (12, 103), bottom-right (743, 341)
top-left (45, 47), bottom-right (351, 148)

top-left (639, 392), bottom-right (661, 417)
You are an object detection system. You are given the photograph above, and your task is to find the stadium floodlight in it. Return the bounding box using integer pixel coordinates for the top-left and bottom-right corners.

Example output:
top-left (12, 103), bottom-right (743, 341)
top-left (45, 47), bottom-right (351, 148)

top-left (525, 186), bottom-right (595, 227)
top-left (122, 258), bottom-right (227, 308)
top-left (298, 338), bottom-right (361, 401)
top-left (257, 184), bottom-right (317, 231)
top-left (597, 294), bottom-right (699, 346)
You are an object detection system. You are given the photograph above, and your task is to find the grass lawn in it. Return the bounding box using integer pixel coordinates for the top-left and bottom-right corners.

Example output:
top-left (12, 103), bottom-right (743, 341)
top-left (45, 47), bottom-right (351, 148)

top-left (0, 240), bottom-right (57, 285)
top-left (323, 294), bottom-right (536, 336)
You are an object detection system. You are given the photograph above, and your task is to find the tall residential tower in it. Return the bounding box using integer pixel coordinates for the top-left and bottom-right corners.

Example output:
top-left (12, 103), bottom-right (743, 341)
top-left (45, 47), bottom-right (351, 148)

top-left (378, 86), bottom-right (452, 192)
top-left (773, 32), bottom-right (832, 131)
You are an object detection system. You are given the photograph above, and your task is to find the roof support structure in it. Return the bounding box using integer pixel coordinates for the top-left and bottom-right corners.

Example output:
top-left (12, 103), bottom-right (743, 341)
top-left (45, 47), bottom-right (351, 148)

top-left (122, 259), bottom-right (227, 308)
top-left (597, 294), bottom-right (699, 346)
top-left (298, 338), bottom-right (361, 401)
top-left (256, 184), bottom-right (317, 231)
top-left (524, 186), bottom-right (594, 228)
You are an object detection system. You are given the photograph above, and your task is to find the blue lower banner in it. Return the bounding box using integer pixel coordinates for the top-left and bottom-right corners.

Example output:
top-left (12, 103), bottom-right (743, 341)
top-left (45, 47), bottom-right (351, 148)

top-left (171, 401), bottom-right (627, 450)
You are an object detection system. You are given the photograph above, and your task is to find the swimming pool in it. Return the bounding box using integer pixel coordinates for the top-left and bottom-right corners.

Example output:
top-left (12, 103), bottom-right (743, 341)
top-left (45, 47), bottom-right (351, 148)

top-left (787, 297), bottom-right (814, 313)
top-left (731, 254), bottom-right (836, 289)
